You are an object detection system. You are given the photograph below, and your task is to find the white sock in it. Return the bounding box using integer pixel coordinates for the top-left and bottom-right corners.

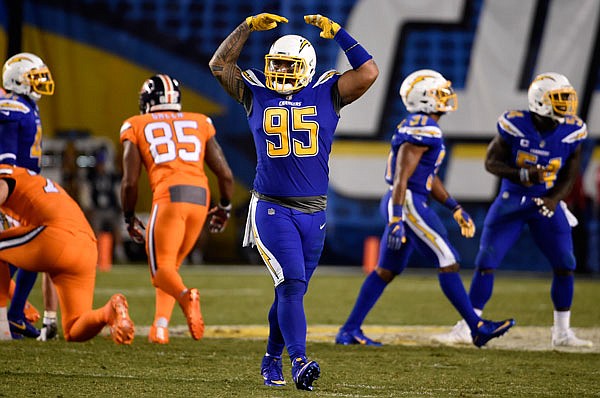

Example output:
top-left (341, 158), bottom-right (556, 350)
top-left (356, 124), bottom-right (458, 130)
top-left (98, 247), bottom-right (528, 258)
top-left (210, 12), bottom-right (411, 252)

top-left (554, 310), bottom-right (570, 331)
top-left (155, 317), bottom-right (169, 328)
top-left (474, 308), bottom-right (483, 317)
top-left (43, 310), bottom-right (57, 325)
top-left (0, 307), bottom-right (6, 321)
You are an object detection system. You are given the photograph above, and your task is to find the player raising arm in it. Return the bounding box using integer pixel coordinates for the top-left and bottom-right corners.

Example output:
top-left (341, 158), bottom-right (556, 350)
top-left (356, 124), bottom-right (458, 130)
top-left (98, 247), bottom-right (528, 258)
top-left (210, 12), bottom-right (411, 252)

top-left (210, 13), bottom-right (377, 391)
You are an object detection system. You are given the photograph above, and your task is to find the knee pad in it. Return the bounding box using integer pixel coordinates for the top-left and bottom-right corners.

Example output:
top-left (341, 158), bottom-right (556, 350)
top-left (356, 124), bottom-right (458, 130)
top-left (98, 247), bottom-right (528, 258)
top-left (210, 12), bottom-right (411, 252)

top-left (276, 279), bottom-right (306, 302)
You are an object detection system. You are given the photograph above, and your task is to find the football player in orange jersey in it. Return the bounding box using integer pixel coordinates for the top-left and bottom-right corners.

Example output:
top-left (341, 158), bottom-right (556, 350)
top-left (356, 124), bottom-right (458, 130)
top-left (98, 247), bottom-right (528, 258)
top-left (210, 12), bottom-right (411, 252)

top-left (0, 165), bottom-right (134, 343)
top-left (120, 74), bottom-right (234, 344)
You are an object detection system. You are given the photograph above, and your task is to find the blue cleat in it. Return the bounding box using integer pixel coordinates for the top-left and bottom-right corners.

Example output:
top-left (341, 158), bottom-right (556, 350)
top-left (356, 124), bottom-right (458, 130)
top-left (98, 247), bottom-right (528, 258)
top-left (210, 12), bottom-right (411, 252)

top-left (261, 355), bottom-right (286, 387)
top-left (471, 318), bottom-right (515, 348)
top-left (291, 356), bottom-right (320, 391)
top-left (8, 317), bottom-right (40, 339)
top-left (335, 328), bottom-right (383, 346)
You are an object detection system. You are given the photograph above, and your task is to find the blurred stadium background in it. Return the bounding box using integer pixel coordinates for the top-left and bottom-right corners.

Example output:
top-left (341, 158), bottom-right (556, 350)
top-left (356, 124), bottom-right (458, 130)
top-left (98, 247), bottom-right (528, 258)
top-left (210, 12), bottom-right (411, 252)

top-left (2, 0), bottom-right (600, 272)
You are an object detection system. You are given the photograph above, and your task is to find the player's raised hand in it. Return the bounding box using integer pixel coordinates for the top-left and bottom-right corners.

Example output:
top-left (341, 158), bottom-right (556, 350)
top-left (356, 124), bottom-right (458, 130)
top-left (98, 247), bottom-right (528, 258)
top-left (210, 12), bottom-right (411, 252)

top-left (304, 14), bottom-right (340, 39)
top-left (452, 207), bottom-right (476, 238)
top-left (386, 218), bottom-right (406, 250)
top-left (246, 13), bottom-right (288, 31)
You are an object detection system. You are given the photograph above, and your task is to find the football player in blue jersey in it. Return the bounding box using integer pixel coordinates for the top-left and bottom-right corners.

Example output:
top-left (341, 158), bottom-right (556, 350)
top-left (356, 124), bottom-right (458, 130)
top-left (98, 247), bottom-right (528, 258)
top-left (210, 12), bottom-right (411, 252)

top-left (335, 69), bottom-right (515, 348)
top-left (210, 13), bottom-right (378, 391)
top-left (433, 73), bottom-right (593, 348)
top-left (0, 52), bottom-right (57, 340)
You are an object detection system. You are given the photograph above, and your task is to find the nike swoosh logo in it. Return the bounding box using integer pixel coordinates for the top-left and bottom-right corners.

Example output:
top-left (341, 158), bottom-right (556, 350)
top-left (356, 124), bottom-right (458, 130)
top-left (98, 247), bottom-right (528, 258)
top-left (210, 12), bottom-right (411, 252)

top-left (356, 337), bottom-right (367, 345)
top-left (0, 111), bottom-right (9, 116)
top-left (9, 320), bottom-right (26, 330)
top-left (319, 223), bottom-right (326, 230)
top-left (493, 320), bottom-right (512, 334)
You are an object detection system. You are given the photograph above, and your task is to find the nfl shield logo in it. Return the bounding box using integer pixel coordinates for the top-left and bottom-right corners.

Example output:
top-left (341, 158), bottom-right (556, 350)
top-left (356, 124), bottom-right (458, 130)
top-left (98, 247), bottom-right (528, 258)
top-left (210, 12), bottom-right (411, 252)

top-left (520, 139), bottom-right (529, 147)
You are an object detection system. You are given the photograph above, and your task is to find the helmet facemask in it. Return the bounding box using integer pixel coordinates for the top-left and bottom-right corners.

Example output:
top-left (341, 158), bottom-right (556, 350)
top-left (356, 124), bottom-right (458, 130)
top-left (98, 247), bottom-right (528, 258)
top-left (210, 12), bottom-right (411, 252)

top-left (545, 88), bottom-right (577, 118)
top-left (265, 55), bottom-right (310, 94)
top-left (431, 81), bottom-right (457, 113)
top-left (26, 66), bottom-right (54, 97)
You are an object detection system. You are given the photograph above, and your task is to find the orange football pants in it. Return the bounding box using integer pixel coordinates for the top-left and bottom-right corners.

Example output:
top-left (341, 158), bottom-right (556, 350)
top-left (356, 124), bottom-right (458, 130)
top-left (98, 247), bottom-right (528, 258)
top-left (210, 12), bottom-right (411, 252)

top-left (146, 201), bottom-right (208, 322)
top-left (0, 225), bottom-right (111, 341)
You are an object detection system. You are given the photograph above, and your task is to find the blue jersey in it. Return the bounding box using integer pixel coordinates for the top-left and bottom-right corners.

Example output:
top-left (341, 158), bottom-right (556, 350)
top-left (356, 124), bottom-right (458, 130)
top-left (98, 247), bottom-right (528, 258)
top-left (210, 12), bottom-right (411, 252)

top-left (0, 91), bottom-right (43, 173)
top-left (385, 113), bottom-right (445, 195)
top-left (497, 110), bottom-right (587, 197)
top-left (242, 69), bottom-right (341, 197)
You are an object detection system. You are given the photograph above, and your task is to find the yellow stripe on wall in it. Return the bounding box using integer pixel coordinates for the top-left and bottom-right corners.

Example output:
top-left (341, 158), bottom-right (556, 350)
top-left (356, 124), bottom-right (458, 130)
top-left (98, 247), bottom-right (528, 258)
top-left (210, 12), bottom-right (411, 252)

top-left (331, 141), bottom-right (389, 156)
top-left (450, 143), bottom-right (487, 159)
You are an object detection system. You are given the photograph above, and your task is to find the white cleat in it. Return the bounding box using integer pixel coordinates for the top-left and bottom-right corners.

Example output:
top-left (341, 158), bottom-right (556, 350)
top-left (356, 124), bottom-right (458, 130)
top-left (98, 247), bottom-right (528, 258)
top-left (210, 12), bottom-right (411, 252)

top-left (432, 319), bottom-right (472, 345)
top-left (551, 328), bottom-right (593, 348)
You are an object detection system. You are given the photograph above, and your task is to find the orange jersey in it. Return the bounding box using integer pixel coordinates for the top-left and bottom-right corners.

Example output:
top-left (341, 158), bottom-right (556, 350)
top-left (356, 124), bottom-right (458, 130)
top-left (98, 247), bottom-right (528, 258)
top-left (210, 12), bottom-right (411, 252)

top-left (119, 111), bottom-right (215, 202)
top-left (0, 165), bottom-right (94, 236)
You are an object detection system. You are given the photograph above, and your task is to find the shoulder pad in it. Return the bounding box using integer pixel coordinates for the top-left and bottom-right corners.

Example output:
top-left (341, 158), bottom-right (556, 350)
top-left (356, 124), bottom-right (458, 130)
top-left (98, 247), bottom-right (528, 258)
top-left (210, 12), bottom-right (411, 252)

top-left (242, 69), bottom-right (266, 88)
top-left (312, 69), bottom-right (340, 88)
top-left (502, 110), bottom-right (526, 120)
top-left (564, 115), bottom-right (585, 128)
top-left (562, 123), bottom-right (588, 144)
top-left (0, 99), bottom-right (31, 117)
top-left (120, 121), bottom-right (133, 135)
top-left (497, 112), bottom-right (525, 137)
top-left (397, 114), bottom-right (442, 139)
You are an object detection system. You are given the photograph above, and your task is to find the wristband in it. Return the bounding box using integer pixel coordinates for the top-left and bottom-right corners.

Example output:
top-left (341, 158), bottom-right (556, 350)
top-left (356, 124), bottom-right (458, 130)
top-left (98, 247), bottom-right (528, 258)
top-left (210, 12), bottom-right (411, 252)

top-left (443, 197), bottom-right (460, 211)
top-left (219, 199), bottom-right (232, 209)
top-left (124, 211), bottom-right (135, 223)
top-left (392, 204), bottom-right (403, 218)
top-left (519, 168), bottom-right (530, 183)
top-left (218, 201), bottom-right (232, 212)
top-left (334, 28), bottom-right (372, 69)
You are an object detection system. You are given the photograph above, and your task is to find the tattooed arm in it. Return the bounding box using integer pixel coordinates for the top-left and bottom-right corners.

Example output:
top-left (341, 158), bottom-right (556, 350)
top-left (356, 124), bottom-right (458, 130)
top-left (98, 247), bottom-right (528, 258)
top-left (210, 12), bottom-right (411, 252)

top-left (209, 13), bottom-right (288, 103)
top-left (208, 22), bottom-right (250, 102)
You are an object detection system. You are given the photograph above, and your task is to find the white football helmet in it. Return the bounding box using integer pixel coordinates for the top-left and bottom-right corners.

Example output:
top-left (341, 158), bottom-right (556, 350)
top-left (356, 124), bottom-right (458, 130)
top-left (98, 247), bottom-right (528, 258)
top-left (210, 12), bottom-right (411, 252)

top-left (264, 35), bottom-right (316, 95)
top-left (2, 52), bottom-right (54, 101)
top-left (399, 69), bottom-right (457, 114)
top-left (528, 72), bottom-right (577, 122)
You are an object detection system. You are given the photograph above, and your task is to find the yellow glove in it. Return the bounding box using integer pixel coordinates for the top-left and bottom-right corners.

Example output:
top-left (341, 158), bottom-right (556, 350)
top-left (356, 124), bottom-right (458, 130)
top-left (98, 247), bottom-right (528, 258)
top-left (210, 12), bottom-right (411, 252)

top-left (245, 13), bottom-right (288, 31)
top-left (452, 207), bottom-right (476, 238)
top-left (304, 14), bottom-right (341, 39)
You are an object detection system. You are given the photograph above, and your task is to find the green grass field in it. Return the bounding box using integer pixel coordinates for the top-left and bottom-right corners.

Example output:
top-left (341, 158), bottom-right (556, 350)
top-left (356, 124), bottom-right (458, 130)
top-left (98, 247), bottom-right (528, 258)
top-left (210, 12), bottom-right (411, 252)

top-left (1, 265), bottom-right (598, 397)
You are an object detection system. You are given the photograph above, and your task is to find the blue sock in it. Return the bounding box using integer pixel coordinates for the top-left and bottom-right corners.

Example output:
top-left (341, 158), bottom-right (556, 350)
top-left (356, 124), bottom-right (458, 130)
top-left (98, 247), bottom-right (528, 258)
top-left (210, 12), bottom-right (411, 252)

top-left (469, 270), bottom-right (494, 310)
top-left (8, 269), bottom-right (38, 320)
top-left (276, 279), bottom-right (307, 362)
top-left (438, 271), bottom-right (479, 330)
top-left (551, 272), bottom-right (574, 310)
top-left (266, 293), bottom-right (285, 357)
top-left (9, 264), bottom-right (17, 278)
top-left (342, 271), bottom-right (388, 331)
